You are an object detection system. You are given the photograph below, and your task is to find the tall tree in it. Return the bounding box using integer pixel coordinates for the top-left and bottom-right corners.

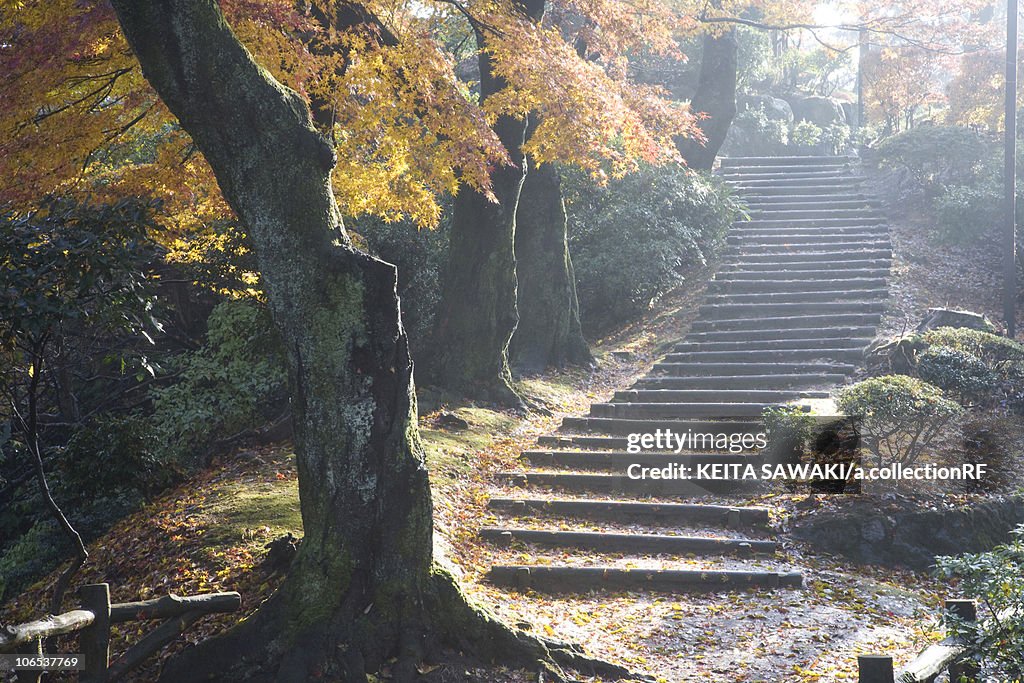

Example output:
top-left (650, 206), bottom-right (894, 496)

top-left (511, 152), bottom-right (592, 373)
top-left (105, 2), bottom-right (639, 681)
top-left (676, 30), bottom-right (738, 169)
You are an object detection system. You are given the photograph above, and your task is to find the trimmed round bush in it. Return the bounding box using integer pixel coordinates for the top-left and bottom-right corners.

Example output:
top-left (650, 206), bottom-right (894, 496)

top-left (916, 347), bottom-right (1000, 404)
top-left (835, 375), bottom-right (963, 466)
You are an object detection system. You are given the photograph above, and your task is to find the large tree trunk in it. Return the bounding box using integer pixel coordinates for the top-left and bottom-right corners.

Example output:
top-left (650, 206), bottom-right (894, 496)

top-left (676, 30), bottom-right (738, 170)
top-left (429, 5), bottom-right (544, 404)
top-left (510, 156), bottom-right (592, 373)
top-left (109, 3), bottom-right (634, 682)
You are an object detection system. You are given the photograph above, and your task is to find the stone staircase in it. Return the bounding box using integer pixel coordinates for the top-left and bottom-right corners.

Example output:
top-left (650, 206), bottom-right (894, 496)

top-left (483, 155), bottom-right (890, 594)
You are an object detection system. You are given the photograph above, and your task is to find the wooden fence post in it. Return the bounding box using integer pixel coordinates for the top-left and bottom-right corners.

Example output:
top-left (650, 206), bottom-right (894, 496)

top-left (15, 637), bottom-right (42, 683)
top-left (945, 599), bottom-right (979, 683)
top-left (858, 655), bottom-right (895, 683)
top-left (79, 583), bottom-right (111, 683)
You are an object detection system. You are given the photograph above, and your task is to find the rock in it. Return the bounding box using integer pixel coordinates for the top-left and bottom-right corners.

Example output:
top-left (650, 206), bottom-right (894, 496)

top-left (917, 308), bottom-right (998, 334)
top-left (434, 410), bottom-right (470, 431)
top-left (841, 101), bottom-right (857, 128)
top-left (738, 94), bottom-right (794, 126)
top-left (792, 496), bottom-right (1024, 570)
top-left (784, 94), bottom-right (846, 129)
top-left (263, 532), bottom-right (300, 574)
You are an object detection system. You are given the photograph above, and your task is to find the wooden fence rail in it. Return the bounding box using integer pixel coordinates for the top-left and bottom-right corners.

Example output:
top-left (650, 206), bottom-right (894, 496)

top-left (0, 583), bottom-right (240, 682)
top-left (858, 599), bottom-right (979, 683)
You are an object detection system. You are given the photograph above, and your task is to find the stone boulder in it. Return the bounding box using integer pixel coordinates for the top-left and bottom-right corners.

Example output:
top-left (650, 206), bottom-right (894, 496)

top-left (784, 94), bottom-right (847, 128)
top-left (917, 308), bottom-right (998, 334)
top-left (738, 94), bottom-right (794, 126)
top-left (792, 496), bottom-right (1024, 570)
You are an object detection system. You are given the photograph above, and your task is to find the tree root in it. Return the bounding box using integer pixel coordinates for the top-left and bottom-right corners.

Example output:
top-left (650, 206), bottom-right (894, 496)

top-left (428, 566), bottom-right (654, 683)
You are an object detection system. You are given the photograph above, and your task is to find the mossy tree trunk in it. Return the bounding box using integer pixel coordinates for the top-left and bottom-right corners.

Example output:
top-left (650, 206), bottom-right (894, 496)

top-left (510, 153), bottom-right (592, 373)
top-left (109, 3), bottom-right (636, 682)
top-left (676, 29), bottom-right (738, 170)
top-left (429, 1), bottom-right (545, 404)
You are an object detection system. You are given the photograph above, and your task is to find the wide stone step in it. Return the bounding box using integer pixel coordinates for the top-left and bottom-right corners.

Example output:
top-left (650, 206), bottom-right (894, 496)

top-left (740, 185), bottom-right (866, 197)
top-left (488, 565), bottom-right (804, 592)
top-left (723, 250), bottom-right (891, 264)
top-left (734, 176), bottom-right (868, 190)
top-left (634, 374), bottom-right (848, 390)
top-left (704, 289), bottom-right (888, 304)
top-left (731, 231), bottom-right (887, 245)
top-left (488, 498), bottom-right (771, 527)
top-left (709, 278), bottom-right (887, 294)
top-left (717, 264), bottom-right (891, 277)
top-left (721, 155), bottom-right (853, 167)
top-left (745, 194), bottom-right (877, 206)
top-left (732, 224), bottom-right (888, 237)
top-left (663, 348), bottom-right (865, 364)
top-left (652, 361), bottom-right (856, 376)
top-left (690, 313), bottom-right (882, 332)
top-left (726, 240), bottom-right (890, 254)
top-left (744, 208), bottom-right (885, 220)
top-left (481, 527), bottom-right (778, 555)
top-left (722, 170), bottom-right (852, 182)
top-left (559, 417), bottom-right (762, 435)
top-left (699, 301), bottom-right (884, 319)
top-left (613, 388), bottom-right (828, 403)
top-left (520, 450), bottom-right (758, 470)
top-left (675, 336), bottom-right (872, 352)
top-left (722, 163), bottom-right (853, 175)
top-left (684, 325), bottom-right (878, 342)
top-left (496, 471), bottom-right (725, 496)
top-left (589, 402), bottom-right (796, 418)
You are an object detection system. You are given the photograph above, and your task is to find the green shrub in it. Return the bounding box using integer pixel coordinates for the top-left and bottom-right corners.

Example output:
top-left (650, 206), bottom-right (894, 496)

top-left (921, 327), bottom-right (1024, 366)
top-left (565, 164), bottom-right (740, 333)
top-left (916, 346), bottom-right (1000, 404)
top-left (933, 183), bottom-right (1002, 243)
top-left (835, 375), bottom-right (963, 466)
top-left (935, 526), bottom-right (1024, 678)
top-left (722, 104), bottom-right (789, 156)
top-left (791, 120), bottom-right (823, 150)
top-left (874, 125), bottom-right (995, 196)
top-left (150, 300), bottom-right (287, 468)
top-left (0, 520), bottom-right (68, 603)
top-left (822, 122), bottom-right (851, 155)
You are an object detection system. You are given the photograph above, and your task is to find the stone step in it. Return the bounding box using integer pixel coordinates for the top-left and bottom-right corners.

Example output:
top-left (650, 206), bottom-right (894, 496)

top-left (613, 389), bottom-right (828, 403)
top-left (663, 348), bottom-right (865, 364)
top-left (559, 417), bottom-right (763, 435)
top-left (709, 279), bottom-right (887, 294)
top-left (744, 208), bottom-right (885, 220)
top-left (732, 224), bottom-right (889, 237)
top-left (725, 240), bottom-right (890, 254)
top-left (699, 301), bottom-right (884, 319)
top-left (652, 361), bottom-right (856, 376)
top-left (675, 336), bottom-right (872, 352)
top-left (537, 434), bottom-right (678, 450)
top-left (690, 313), bottom-right (882, 332)
top-left (487, 498), bottom-right (772, 527)
top-left (589, 402), bottom-right (797, 418)
top-left (745, 194), bottom-right (877, 206)
top-left (729, 229), bottom-right (888, 242)
top-left (481, 527), bottom-right (778, 555)
top-left (488, 565), bottom-right (805, 592)
top-left (723, 250), bottom-right (892, 264)
top-left (722, 164), bottom-right (853, 176)
top-left (734, 176), bottom-right (868, 189)
top-left (740, 185), bottom-right (867, 197)
top-left (520, 450), bottom-right (758, 470)
top-left (717, 264), bottom-right (891, 277)
top-left (722, 170), bottom-right (853, 182)
top-left (721, 155), bottom-right (853, 167)
top-left (496, 471), bottom-right (744, 495)
top-left (634, 374), bottom-right (848, 390)
top-left (704, 289), bottom-right (888, 304)
top-left (684, 325), bottom-right (878, 342)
